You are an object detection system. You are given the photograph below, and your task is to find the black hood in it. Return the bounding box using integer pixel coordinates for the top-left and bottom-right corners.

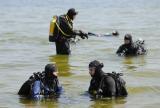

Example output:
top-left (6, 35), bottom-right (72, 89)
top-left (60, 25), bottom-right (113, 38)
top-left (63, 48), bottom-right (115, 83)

top-left (44, 64), bottom-right (57, 78)
top-left (67, 8), bottom-right (78, 20)
top-left (93, 70), bottom-right (105, 80)
top-left (89, 60), bottom-right (104, 79)
top-left (124, 34), bottom-right (133, 44)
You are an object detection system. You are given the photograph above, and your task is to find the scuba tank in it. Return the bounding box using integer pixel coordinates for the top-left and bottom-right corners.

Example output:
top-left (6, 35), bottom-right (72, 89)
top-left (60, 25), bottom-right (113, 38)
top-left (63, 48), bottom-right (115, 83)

top-left (134, 38), bottom-right (147, 55)
top-left (49, 16), bottom-right (59, 42)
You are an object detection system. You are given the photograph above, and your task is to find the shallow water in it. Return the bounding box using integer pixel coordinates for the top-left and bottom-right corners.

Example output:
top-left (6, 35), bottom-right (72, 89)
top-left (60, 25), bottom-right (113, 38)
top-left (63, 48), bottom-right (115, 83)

top-left (0, 0), bottom-right (160, 107)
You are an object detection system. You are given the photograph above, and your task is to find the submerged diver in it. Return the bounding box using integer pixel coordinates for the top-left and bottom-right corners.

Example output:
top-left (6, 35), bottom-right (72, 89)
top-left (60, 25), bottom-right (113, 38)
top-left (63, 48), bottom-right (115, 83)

top-left (88, 60), bottom-right (128, 98)
top-left (18, 64), bottom-right (62, 100)
top-left (49, 8), bottom-right (88, 55)
top-left (116, 34), bottom-right (146, 56)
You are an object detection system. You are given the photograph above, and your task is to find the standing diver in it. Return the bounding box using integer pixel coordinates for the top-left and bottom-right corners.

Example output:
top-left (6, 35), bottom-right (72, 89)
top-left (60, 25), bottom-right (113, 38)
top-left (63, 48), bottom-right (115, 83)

top-left (116, 34), bottom-right (146, 56)
top-left (18, 64), bottom-right (62, 100)
top-left (49, 8), bottom-right (88, 55)
top-left (88, 60), bottom-right (128, 98)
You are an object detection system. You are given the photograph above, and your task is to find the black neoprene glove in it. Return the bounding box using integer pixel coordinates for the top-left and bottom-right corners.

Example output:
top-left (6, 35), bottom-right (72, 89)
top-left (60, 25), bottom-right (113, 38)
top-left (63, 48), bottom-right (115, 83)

top-left (79, 30), bottom-right (88, 39)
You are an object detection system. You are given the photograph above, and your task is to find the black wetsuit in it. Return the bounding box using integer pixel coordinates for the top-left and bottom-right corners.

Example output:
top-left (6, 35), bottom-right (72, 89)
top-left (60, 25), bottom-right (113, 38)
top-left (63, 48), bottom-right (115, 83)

top-left (88, 71), bottom-right (127, 97)
top-left (116, 43), bottom-right (138, 56)
top-left (18, 72), bottom-right (62, 99)
top-left (55, 15), bottom-right (79, 55)
top-left (89, 71), bottom-right (116, 97)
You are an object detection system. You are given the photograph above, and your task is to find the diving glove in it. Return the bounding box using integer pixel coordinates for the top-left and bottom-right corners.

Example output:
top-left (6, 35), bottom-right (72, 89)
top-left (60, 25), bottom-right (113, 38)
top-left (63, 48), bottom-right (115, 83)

top-left (79, 30), bottom-right (88, 39)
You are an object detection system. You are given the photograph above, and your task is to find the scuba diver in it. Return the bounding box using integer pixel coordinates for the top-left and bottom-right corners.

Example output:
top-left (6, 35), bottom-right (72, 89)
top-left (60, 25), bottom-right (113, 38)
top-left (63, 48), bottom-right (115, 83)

top-left (88, 60), bottom-right (128, 98)
top-left (116, 34), bottom-right (146, 56)
top-left (18, 64), bottom-right (62, 100)
top-left (49, 8), bottom-right (88, 55)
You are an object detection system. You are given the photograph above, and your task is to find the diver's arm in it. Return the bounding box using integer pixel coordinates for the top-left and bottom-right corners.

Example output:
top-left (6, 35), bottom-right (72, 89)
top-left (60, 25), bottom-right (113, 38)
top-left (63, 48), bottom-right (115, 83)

top-left (116, 45), bottom-right (123, 55)
top-left (59, 16), bottom-right (88, 39)
top-left (55, 79), bottom-right (63, 94)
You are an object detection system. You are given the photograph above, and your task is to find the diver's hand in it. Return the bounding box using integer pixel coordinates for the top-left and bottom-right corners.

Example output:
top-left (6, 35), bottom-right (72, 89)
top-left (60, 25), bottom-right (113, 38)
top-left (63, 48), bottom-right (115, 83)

top-left (95, 89), bottom-right (103, 98)
top-left (79, 30), bottom-right (88, 39)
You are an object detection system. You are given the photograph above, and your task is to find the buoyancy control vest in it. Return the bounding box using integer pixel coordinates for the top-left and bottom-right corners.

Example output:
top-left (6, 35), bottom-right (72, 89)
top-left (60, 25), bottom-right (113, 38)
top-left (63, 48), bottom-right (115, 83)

top-left (98, 72), bottom-right (128, 97)
top-left (18, 72), bottom-right (45, 96)
top-left (49, 15), bottom-right (73, 42)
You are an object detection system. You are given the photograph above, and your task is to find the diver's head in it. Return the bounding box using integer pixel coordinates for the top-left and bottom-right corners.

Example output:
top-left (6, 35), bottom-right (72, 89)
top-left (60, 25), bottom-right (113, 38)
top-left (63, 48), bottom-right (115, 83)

top-left (67, 8), bottom-right (78, 20)
top-left (124, 34), bottom-right (133, 45)
top-left (45, 63), bottom-right (58, 78)
top-left (89, 60), bottom-right (104, 77)
top-left (112, 30), bottom-right (119, 36)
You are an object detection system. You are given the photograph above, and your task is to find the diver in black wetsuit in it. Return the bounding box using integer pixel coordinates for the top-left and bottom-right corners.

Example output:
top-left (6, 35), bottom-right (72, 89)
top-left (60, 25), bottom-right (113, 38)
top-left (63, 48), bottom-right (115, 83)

top-left (18, 64), bottom-right (62, 100)
top-left (88, 60), bottom-right (128, 98)
top-left (116, 34), bottom-right (146, 56)
top-left (54, 8), bottom-right (88, 55)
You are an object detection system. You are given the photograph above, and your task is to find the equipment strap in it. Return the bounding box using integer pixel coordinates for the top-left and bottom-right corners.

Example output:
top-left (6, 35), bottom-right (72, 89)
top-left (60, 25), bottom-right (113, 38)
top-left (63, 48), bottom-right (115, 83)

top-left (55, 17), bottom-right (71, 37)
